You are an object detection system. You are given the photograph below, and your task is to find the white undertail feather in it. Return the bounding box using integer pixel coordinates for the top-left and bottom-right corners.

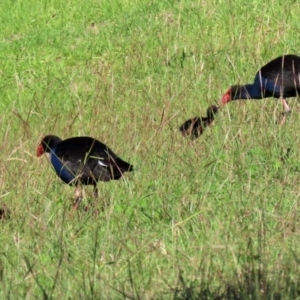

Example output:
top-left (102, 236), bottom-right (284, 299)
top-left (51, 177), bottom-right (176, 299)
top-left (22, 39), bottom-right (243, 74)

top-left (98, 160), bottom-right (108, 167)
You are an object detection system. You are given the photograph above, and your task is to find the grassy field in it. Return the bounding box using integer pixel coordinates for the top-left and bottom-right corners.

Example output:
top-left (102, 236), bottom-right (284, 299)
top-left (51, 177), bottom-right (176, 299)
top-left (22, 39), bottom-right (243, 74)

top-left (1, 0), bottom-right (300, 298)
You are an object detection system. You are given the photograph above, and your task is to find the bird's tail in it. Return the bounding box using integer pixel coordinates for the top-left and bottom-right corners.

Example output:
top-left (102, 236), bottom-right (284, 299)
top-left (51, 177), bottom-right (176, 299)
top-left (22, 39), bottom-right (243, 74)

top-left (108, 157), bottom-right (133, 180)
top-left (116, 158), bottom-right (134, 172)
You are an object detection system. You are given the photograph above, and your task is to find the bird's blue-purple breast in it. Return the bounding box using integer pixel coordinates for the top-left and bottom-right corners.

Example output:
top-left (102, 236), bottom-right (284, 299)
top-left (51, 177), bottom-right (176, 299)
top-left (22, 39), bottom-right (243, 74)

top-left (255, 73), bottom-right (282, 97)
top-left (50, 151), bottom-right (75, 184)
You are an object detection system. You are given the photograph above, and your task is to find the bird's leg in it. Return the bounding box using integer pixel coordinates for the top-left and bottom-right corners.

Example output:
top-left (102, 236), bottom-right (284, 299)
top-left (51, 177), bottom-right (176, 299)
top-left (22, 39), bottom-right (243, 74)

top-left (279, 99), bottom-right (291, 125)
top-left (93, 184), bottom-right (99, 199)
top-left (85, 184), bottom-right (100, 213)
top-left (90, 184), bottom-right (103, 215)
top-left (73, 185), bottom-right (83, 209)
top-left (282, 99), bottom-right (291, 114)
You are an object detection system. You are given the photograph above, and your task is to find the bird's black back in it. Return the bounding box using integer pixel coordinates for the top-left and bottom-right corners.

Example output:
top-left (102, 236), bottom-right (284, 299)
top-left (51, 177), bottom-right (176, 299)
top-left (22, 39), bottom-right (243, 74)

top-left (180, 117), bottom-right (205, 139)
top-left (55, 137), bottom-right (133, 183)
top-left (258, 55), bottom-right (300, 96)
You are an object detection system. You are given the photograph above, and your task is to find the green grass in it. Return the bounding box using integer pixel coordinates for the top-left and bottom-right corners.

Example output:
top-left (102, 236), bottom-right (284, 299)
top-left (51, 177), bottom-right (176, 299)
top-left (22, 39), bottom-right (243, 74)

top-left (1, 0), bottom-right (300, 298)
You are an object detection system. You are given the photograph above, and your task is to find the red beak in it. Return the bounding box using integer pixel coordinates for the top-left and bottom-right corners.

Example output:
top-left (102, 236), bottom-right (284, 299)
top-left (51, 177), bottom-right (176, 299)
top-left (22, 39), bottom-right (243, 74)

top-left (221, 88), bottom-right (232, 105)
top-left (36, 144), bottom-right (44, 157)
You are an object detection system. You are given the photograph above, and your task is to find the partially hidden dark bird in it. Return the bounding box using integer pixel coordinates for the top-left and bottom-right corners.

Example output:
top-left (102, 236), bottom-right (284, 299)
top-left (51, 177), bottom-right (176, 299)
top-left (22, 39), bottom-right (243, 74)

top-left (0, 205), bottom-right (10, 221)
top-left (37, 135), bottom-right (133, 209)
top-left (179, 105), bottom-right (219, 140)
top-left (221, 54), bottom-right (300, 118)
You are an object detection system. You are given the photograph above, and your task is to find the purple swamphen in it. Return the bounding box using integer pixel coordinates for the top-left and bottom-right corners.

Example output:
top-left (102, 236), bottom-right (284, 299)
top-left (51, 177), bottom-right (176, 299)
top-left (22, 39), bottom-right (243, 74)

top-left (37, 135), bottom-right (133, 209)
top-left (179, 105), bottom-right (219, 140)
top-left (221, 54), bottom-right (300, 119)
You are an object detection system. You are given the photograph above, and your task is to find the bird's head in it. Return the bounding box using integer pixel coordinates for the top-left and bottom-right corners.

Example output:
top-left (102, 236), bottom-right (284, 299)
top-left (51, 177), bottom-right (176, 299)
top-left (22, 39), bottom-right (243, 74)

top-left (36, 135), bottom-right (62, 157)
top-left (221, 85), bottom-right (252, 105)
top-left (206, 105), bottom-right (219, 119)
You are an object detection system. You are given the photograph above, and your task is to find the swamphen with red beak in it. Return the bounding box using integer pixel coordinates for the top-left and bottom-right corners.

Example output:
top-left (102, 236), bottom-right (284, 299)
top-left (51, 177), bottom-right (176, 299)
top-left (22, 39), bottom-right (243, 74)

top-left (179, 105), bottom-right (219, 140)
top-left (221, 55), bottom-right (300, 116)
top-left (37, 135), bottom-right (133, 209)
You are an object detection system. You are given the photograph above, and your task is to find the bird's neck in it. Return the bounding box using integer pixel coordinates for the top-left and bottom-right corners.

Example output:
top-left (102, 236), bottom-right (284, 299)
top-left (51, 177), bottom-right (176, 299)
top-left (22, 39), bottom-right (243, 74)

top-left (233, 84), bottom-right (263, 99)
top-left (50, 151), bottom-right (74, 184)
